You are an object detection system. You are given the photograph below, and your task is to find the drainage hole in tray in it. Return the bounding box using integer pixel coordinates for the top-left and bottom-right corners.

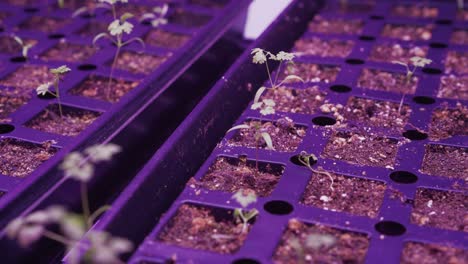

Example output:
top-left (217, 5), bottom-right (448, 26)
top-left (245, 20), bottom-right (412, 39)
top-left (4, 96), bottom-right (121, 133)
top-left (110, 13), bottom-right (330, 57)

top-left (375, 221), bottom-right (406, 236)
top-left (0, 27), bottom-right (4, 33)
top-left (37, 91), bottom-right (57, 100)
top-left (412, 96), bottom-right (435, 105)
top-left (0, 124), bottom-right (15, 134)
top-left (77, 64), bottom-right (97, 71)
top-left (422, 67), bottom-right (442, 75)
top-left (330, 84), bottom-right (352, 93)
top-left (312, 116), bottom-right (337, 126)
top-left (10, 56), bottom-right (27, 63)
top-left (48, 33), bottom-right (65, 39)
top-left (402, 130), bottom-right (428, 140)
top-left (264, 200), bottom-right (293, 215)
top-left (232, 258), bottom-right (261, 264)
top-left (345, 58), bottom-right (365, 65)
top-left (290, 154), bottom-right (318, 166)
top-left (24, 7), bottom-right (39, 13)
top-left (435, 19), bottom-right (452, 25)
top-left (369, 15), bottom-right (384, 20)
top-left (389, 171), bottom-right (418, 184)
top-left (359, 35), bottom-right (375, 41)
top-left (429, 42), bottom-right (447, 49)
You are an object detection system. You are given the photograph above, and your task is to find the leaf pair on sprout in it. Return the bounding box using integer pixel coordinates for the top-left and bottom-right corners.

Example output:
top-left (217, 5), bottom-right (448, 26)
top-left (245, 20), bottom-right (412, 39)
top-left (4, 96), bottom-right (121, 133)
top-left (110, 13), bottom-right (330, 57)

top-left (232, 189), bottom-right (259, 234)
top-left (140, 4), bottom-right (169, 27)
top-left (392, 56), bottom-right (432, 82)
top-left (12, 35), bottom-right (34, 58)
top-left (297, 151), bottom-right (335, 191)
top-left (36, 65), bottom-right (72, 121)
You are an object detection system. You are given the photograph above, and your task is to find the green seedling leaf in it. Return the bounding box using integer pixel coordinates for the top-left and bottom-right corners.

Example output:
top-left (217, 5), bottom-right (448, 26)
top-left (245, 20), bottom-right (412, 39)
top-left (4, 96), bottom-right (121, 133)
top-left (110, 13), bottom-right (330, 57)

top-left (232, 189), bottom-right (257, 208)
top-left (261, 132), bottom-right (274, 150)
top-left (227, 124), bottom-right (250, 133)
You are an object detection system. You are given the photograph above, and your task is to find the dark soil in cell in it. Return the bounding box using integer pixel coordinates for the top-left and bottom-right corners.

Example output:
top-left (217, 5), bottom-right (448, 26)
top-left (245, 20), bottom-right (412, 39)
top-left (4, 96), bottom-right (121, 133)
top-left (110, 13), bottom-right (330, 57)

top-left (0, 89), bottom-right (31, 122)
top-left (411, 188), bottom-right (467, 232)
top-left (0, 139), bottom-right (57, 177)
top-left (24, 104), bottom-right (101, 136)
top-left (168, 8), bottom-right (211, 28)
top-left (429, 103), bottom-right (468, 140)
top-left (144, 29), bottom-right (190, 49)
top-left (40, 41), bottom-right (96, 63)
top-left (457, 9), bottom-right (468, 21)
top-left (113, 51), bottom-right (168, 75)
top-left (18, 16), bottom-right (68, 33)
top-left (451, 29), bottom-right (468, 45)
top-left (69, 75), bottom-right (140, 103)
top-left (381, 24), bottom-right (432, 41)
top-left (4, 0), bottom-right (47, 5)
top-left (308, 16), bottom-right (363, 35)
top-left (343, 97), bottom-right (411, 134)
top-left (322, 131), bottom-right (400, 168)
top-left (261, 86), bottom-right (326, 114)
top-left (273, 219), bottom-right (370, 264)
top-left (368, 43), bottom-right (427, 63)
top-left (227, 118), bottom-right (307, 152)
top-left (401, 242), bottom-right (468, 264)
top-left (294, 37), bottom-right (354, 58)
top-left (76, 21), bottom-right (108, 38)
top-left (358, 68), bottom-right (418, 94)
top-left (190, 156), bottom-right (284, 197)
top-left (0, 11), bottom-right (9, 25)
top-left (281, 63), bottom-right (340, 84)
top-left (336, 2), bottom-right (374, 14)
top-left (301, 171), bottom-right (386, 218)
top-left (115, 3), bottom-right (153, 18)
top-left (438, 75), bottom-right (468, 100)
top-left (50, 0), bottom-right (94, 10)
top-left (157, 204), bottom-right (252, 254)
top-left (0, 65), bottom-right (53, 94)
top-left (0, 36), bottom-right (37, 55)
top-left (420, 145), bottom-right (467, 181)
top-left (445, 51), bottom-right (468, 75)
top-left (189, 0), bottom-right (228, 8)
top-left (391, 5), bottom-right (438, 18)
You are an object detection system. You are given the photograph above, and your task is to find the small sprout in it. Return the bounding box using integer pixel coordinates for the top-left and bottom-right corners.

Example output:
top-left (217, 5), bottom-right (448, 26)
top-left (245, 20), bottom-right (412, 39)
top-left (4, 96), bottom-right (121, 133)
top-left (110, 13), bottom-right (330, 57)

top-left (140, 4), bottom-right (169, 27)
top-left (57, 0), bottom-right (65, 8)
top-left (12, 35), bottom-right (34, 58)
top-left (251, 87), bottom-right (276, 116)
top-left (232, 189), bottom-right (257, 208)
top-left (36, 65), bottom-right (71, 120)
top-left (306, 233), bottom-right (336, 250)
top-left (298, 151), bottom-right (334, 191)
top-left (232, 189), bottom-right (258, 234)
top-left (392, 56), bottom-right (432, 81)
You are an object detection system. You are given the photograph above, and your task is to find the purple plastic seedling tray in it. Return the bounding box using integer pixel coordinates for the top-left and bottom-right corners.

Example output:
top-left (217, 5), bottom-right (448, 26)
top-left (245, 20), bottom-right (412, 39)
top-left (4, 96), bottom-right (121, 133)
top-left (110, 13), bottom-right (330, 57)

top-left (70, 0), bottom-right (467, 263)
top-left (0, 0), bottom-right (251, 251)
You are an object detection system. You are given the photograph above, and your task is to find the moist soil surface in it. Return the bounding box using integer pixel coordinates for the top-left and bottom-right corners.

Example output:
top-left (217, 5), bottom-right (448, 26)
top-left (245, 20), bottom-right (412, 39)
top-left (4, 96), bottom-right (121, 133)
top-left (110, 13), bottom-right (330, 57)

top-left (451, 29), bottom-right (468, 45)
top-left (429, 103), bottom-right (468, 140)
top-left (438, 75), bottom-right (468, 100)
top-left (294, 37), bottom-right (354, 58)
top-left (144, 29), bottom-right (190, 49)
top-left (445, 51), bottom-right (468, 75)
top-left (113, 51), bottom-right (167, 75)
top-left (0, 65), bottom-right (53, 94)
top-left (322, 131), bottom-right (401, 168)
top-left (261, 86), bottom-right (326, 115)
top-left (308, 16), bottom-right (363, 35)
top-left (18, 16), bottom-right (68, 33)
top-left (334, 2), bottom-right (374, 14)
top-left (169, 9), bottom-right (212, 28)
top-left (368, 43), bottom-right (427, 63)
top-left (343, 97), bottom-right (411, 134)
top-left (273, 219), bottom-right (370, 264)
top-left (391, 5), bottom-right (438, 18)
top-left (227, 118), bottom-right (307, 152)
top-left (358, 68), bottom-right (418, 94)
top-left (157, 204), bottom-right (251, 254)
top-left (24, 104), bottom-right (101, 136)
top-left (0, 36), bottom-right (37, 55)
top-left (411, 188), bottom-right (467, 232)
top-left (381, 24), bottom-right (432, 41)
top-left (69, 75), bottom-right (140, 103)
top-left (114, 3), bottom-right (153, 18)
top-left (0, 89), bottom-right (30, 122)
top-left (281, 63), bottom-right (340, 84)
top-left (0, 139), bottom-right (57, 177)
top-left (457, 9), bottom-right (468, 21)
top-left (420, 145), bottom-right (467, 181)
top-left (401, 242), bottom-right (468, 264)
top-left (40, 41), bottom-right (96, 63)
top-left (76, 21), bottom-right (108, 38)
top-left (301, 171), bottom-right (386, 218)
top-left (190, 156), bottom-right (284, 197)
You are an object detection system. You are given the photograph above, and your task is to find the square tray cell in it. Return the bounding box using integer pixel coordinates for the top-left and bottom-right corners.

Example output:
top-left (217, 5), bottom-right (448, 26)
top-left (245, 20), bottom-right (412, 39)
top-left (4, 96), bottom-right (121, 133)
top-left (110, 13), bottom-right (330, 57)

top-left (429, 103), bottom-right (468, 140)
top-left (391, 4), bottom-right (438, 18)
top-left (0, 36), bottom-right (37, 55)
top-left (450, 29), bottom-right (468, 45)
top-left (190, 156), bottom-right (284, 197)
top-left (272, 219), bottom-right (370, 264)
top-left (381, 24), bottom-right (432, 41)
top-left (368, 43), bottom-right (427, 64)
top-left (437, 75), bottom-right (468, 100)
top-left (168, 8), bottom-right (212, 28)
top-left (401, 241), bottom-right (468, 264)
top-left (301, 171), bottom-right (386, 218)
top-left (39, 41), bottom-right (96, 63)
top-left (322, 131), bottom-right (400, 168)
top-left (0, 138), bottom-right (57, 177)
top-left (308, 15), bottom-right (363, 35)
top-left (227, 118), bottom-right (307, 152)
top-left (260, 86), bottom-right (326, 115)
top-left (444, 51), bottom-right (468, 75)
top-left (281, 63), bottom-right (340, 83)
top-left (18, 16), bottom-right (69, 33)
top-left (358, 68), bottom-right (418, 94)
top-left (69, 75), bottom-right (140, 103)
top-left (343, 96), bottom-right (411, 134)
top-left (294, 37), bottom-right (354, 58)
top-left (0, 65), bottom-right (54, 94)
top-left (144, 29), bottom-right (190, 49)
top-left (411, 188), bottom-right (467, 232)
top-left (24, 104), bottom-right (101, 136)
top-left (420, 144), bottom-right (467, 180)
top-left (0, 89), bottom-right (30, 122)
top-left (75, 21), bottom-right (108, 38)
top-left (157, 203), bottom-right (255, 254)
top-left (112, 51), bottom-right (168, 75)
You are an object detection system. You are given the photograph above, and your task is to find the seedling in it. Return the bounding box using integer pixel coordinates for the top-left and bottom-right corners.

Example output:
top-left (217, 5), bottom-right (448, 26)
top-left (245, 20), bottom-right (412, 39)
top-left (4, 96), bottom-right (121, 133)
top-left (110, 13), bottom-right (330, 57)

top-left (5, 143), bottom-right (129, 264)
top-left (12, 35), bottom-right (34, 58)
top-left (140, 4), bottom-right (169, 27)
top-left (93, 0), bottom-right (145, 101)
top-left (288, 226), bottom-right (336, 264)
top-left (297, 151), bottom-right (335, 191)
top-left (392, 56), bottom-right (432, 114)
top-left (36, 65), bottom-right (71, 121)
top-left (72, 1), bottom-right (111, 17)
top-left (232, 189), bottom-right (259, 234)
